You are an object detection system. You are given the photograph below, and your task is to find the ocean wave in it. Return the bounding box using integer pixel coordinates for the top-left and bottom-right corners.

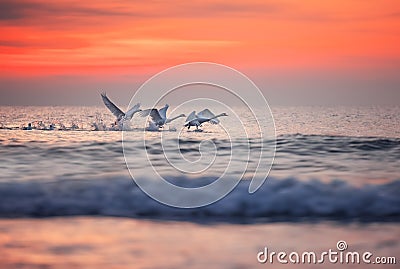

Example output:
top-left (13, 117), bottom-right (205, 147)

top-left (277, 135), bottom-right (400, 155)
top-left (2, 135), bottom-right (399, 157)
top-left (0, 176), bottom-right (398, 222)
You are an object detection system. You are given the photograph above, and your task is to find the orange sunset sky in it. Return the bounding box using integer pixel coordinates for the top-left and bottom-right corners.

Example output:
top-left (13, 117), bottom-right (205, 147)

top-left (0, 0), bottom-right (399, 105)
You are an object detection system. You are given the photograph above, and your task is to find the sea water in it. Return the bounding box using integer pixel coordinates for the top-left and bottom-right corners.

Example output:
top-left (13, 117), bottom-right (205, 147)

top-left (0, 105), bottom-right (399, 221)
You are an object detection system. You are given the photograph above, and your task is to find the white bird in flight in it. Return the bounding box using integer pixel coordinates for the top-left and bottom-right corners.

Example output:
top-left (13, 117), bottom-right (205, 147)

top-left (101, 93), bottom-right (141, 129)
top-left (140, 104), bottom-right (186, 129)
top-left (184, 109), bottom-right (228, 130)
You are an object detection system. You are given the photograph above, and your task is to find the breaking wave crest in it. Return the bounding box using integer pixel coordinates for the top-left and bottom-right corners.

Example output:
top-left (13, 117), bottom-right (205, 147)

top-left (0, 176), bottom-right (398, 222)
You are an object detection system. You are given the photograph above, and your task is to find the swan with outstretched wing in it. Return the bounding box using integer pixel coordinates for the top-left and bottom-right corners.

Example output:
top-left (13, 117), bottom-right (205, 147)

top-left (197, 109), bottom-right (221, 124)
top-left (184, 109), bottom-right (227, 130)
top-left (140, 104), bottom-right (185, 128)
top-left (100, 93), bottom-right (141, 129)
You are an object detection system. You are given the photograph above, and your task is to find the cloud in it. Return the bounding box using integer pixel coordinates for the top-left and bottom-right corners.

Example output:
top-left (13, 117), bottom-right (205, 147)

top-left (0, 0), bottom-right (36, 20)
top-left (0, 0), bottom-right (282, 25)
top-left (0, 0), bottom-right (134, 21)
top-left (1, 0), bottom-right (399, 83)
top-left (0, 39), bottom-right (26, 47)
top-left (2, 0), bottom-right (400, 28)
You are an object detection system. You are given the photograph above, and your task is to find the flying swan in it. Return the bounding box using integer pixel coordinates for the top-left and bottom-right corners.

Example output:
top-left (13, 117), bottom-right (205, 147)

top-left (184, 109), bottom-right (227, 130)
top-left (101, 93), bottom-right (141, 130)
top-left (139, 104), bottom-right (186, 129)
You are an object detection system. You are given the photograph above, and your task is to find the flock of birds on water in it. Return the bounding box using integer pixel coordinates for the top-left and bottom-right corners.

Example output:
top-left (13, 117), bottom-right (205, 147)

top-left (15, 93), bottom-right (228, 132)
